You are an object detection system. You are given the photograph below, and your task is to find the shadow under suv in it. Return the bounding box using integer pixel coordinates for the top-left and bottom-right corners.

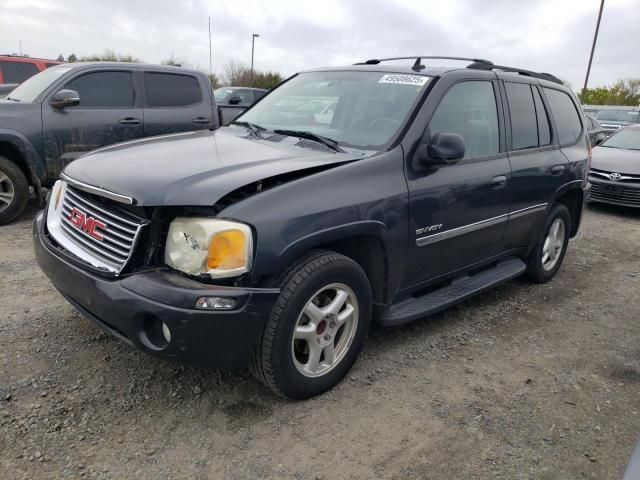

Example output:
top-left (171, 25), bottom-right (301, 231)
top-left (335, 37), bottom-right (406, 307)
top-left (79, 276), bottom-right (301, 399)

top-left (34, 56), bottom-right (590, 399)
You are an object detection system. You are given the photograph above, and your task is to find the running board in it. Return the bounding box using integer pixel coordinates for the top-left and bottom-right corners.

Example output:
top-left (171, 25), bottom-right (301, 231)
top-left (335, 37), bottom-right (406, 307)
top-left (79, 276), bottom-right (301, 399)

top-left (381, 257), bottom-right (526, 326)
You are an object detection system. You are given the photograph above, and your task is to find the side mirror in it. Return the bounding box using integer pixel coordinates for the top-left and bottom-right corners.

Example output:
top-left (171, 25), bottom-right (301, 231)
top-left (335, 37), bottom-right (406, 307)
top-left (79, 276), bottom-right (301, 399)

top-left (228, 96), bottom-right (242, 105)
top-left (49, 89), bottom-right (80, 109)
top-left (418, 132), bottom-right (465, 165)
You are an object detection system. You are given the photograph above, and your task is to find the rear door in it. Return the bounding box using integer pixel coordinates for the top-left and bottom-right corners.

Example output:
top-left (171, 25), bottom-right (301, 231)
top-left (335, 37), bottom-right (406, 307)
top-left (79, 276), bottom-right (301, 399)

top-left (142, 71), bottom-right (213, 136)
top-left (501, 79), bottom-right (569, 248)
top-left (42, 68), bottom-right (143, 177)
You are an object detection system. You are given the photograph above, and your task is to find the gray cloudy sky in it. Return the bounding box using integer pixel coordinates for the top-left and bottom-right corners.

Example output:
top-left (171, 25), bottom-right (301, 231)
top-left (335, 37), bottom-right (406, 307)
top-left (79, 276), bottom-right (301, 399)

top-left (1, 0), bottom-right (639, 89)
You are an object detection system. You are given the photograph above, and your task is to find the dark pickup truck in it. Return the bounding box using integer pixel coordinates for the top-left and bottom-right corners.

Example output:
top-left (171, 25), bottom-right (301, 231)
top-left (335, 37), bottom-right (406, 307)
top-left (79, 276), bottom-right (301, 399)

top-left (34, 56), bottom-right (590, 399)
top-left (0, 62), bottom-right (220, 224)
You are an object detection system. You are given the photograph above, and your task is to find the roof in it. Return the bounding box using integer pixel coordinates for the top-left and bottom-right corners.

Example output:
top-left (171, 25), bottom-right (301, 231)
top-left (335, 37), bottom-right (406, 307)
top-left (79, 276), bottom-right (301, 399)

top-left (55, 61), bottom-right (204, 76)
top-left (305, 56), bottom-right (565, 88)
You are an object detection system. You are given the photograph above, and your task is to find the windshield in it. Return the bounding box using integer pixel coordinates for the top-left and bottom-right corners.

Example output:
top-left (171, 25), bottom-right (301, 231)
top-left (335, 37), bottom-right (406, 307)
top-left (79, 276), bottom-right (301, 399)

top-left (237, 71), bottom-right (432, 149)
top-left (214, 88), bottom-right (237, 101)
top-left (601, 127), bottom-right (640, 151)
top-left (595, 109), bottom-right (640, 123)
top-left (5, 65), bottom-right (74, 103)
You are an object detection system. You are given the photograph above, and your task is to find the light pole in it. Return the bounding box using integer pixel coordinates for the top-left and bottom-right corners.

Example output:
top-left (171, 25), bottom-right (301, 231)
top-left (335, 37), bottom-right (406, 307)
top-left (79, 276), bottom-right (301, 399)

top-left (250, 33), bottom-right (260, 86)
top-left (582, 0), bottom-right (605, 98)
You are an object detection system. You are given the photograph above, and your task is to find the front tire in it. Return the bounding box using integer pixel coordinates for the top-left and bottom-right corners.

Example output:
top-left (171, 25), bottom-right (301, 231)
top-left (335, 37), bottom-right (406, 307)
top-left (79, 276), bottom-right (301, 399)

top-left (0, 156), bottom-right (29, 226)
top-left (250, 251), bottom-right (372, 399)
top-left (526, 204), bottom-right (571, 283)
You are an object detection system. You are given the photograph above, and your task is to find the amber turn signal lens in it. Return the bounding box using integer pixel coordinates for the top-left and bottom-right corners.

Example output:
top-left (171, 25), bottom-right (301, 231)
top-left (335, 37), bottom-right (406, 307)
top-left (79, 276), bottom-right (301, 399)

top-left (207, 229), bottom-right (246, 270)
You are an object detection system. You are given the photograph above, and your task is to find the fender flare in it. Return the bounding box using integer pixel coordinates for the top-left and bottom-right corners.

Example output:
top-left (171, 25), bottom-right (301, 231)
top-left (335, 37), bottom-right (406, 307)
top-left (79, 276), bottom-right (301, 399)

top-left (0, 129), bottom-right (45, 198)
top-left (273, 220), bottom-right (390, 276)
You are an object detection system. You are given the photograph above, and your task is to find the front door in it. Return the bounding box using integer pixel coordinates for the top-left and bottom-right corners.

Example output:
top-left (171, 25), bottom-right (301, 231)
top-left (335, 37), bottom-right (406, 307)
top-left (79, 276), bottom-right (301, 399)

top-left (406, 79), bottom-right (511, 286)
top-left (42, 68), bottom-right (143, 179)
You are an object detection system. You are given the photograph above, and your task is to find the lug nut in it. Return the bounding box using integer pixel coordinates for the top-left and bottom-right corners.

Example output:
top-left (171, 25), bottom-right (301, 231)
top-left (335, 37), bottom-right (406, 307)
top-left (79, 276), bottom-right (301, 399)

top-left (324, 334), bottom-right (330, 341)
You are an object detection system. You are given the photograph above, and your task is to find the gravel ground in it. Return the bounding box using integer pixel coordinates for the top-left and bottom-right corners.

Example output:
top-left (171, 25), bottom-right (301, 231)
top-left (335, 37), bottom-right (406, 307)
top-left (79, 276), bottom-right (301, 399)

top-left (0, 201), bottom-right (639, 479)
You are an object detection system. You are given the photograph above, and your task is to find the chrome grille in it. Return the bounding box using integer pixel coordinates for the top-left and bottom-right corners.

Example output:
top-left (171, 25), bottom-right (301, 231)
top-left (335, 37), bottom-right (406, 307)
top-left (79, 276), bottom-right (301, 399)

top-left (46, 181), bottom-right (147, 275)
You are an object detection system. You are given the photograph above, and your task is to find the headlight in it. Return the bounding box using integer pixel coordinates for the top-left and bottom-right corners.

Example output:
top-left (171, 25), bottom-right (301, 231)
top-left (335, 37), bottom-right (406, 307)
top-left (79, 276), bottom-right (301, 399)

top-left (164, 218), bottom-right (253, 279)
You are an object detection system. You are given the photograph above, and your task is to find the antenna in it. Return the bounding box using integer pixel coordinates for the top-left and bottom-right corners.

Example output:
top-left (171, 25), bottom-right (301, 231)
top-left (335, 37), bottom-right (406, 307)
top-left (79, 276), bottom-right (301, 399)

top-left (208, 17), bottom-right (213, 79)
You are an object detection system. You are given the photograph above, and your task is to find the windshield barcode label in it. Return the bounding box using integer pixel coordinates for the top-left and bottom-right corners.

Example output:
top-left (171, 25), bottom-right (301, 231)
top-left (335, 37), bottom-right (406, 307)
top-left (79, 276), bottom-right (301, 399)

top-left (378, 74), bottom-right (429, 86)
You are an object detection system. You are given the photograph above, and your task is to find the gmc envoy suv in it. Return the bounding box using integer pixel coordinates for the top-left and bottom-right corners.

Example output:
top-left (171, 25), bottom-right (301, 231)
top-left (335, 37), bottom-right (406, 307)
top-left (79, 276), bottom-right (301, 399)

top-left (34, 57), bottom-right (590, 399)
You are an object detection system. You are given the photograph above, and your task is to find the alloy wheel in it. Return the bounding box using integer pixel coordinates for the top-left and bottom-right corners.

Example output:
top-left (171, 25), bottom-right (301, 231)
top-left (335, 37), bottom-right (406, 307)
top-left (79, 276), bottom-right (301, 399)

top-left (0, 171), bottom-right (15, 214)
top-left (542, 218), bottom-right (565, 271)
top-left (291, 283), bottom-right (359, 378)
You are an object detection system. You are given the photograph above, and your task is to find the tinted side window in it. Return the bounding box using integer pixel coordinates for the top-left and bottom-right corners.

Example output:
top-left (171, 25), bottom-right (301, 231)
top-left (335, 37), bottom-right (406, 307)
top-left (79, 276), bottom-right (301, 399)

top-left (0, 61), bottom-right (39, 83)
top-left (428, 81), bottom-right (499, 158)
top-left (65, 71), bottom-right (134, 108)
top-left (145, 73), bottom-right (201, 107)
top-left (532, 87), bottom-right (551, 146)
top-left (505, 83), bottom-right (538, 150)
top-left (543, 88), bottom-right (582, 145)
top-left (45, 63), bottom-right (59, 69)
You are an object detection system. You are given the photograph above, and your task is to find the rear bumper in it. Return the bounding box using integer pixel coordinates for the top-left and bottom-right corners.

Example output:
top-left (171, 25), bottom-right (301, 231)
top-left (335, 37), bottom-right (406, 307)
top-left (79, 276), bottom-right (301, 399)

top-left (588, 177), bottom-right (640, 208)
top-left (33, 211), bottom-right (279, 371)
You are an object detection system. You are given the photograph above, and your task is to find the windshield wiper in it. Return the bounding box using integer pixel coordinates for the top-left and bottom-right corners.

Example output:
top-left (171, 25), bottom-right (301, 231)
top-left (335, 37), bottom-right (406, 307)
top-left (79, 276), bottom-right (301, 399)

top-left (5, 96), bottom-right (19, 102)
top-left (231, 121), bottom-right (266, 138)
top-left (274, 129), bottom-right (345, 153)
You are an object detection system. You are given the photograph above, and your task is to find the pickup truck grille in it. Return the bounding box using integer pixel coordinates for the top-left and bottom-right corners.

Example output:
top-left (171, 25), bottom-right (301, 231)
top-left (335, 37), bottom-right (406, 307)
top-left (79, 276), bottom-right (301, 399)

top-left (46, 182), bottom-right (147, 275)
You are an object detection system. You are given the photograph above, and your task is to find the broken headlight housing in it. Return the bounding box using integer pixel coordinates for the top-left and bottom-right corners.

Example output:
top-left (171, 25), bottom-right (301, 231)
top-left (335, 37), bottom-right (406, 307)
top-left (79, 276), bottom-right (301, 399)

top-left (164, 218), bottom-right (253, 279)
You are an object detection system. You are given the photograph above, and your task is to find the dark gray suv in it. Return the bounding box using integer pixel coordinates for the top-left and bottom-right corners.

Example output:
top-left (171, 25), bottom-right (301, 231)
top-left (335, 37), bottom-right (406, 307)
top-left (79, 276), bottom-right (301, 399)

top-left (34, 56), bottom-right (590, 399)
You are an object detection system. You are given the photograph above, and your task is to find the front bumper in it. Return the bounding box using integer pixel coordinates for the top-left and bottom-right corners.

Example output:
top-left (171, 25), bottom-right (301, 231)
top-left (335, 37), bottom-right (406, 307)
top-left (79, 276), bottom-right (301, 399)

top-left (588, 177), bottom-right (640, 208)
top-left (33, 211), bottom-right (279, 371)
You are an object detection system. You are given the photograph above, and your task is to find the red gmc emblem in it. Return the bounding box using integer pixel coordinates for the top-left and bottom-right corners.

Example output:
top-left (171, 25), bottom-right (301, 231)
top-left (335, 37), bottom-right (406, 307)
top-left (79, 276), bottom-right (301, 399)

top-left (68, 207), bottom-right (107, 241)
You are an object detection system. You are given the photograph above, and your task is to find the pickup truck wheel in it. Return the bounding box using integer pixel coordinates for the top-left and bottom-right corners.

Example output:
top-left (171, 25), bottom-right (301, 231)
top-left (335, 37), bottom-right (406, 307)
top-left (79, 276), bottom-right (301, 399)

top-left (0, 156), bottom-right (29, 226)
top-left (526, 204), bottom-right (570, 283)
top-left (250, 251), bottom-right (372, 399)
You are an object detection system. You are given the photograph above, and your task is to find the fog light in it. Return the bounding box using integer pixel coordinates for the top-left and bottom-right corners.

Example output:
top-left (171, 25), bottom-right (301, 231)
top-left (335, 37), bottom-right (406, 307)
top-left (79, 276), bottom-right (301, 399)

top-left (161, 322), bottom-right (171, 343)
top-left (195, 296), bottom-right (237, 310)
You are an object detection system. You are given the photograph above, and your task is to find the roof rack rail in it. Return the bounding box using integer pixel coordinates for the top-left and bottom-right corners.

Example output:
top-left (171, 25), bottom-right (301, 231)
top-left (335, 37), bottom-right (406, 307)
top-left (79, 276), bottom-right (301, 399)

top-left (355, 56), bottom-right (493, 72)
top-left (466, 61), bottom-right (563, 85)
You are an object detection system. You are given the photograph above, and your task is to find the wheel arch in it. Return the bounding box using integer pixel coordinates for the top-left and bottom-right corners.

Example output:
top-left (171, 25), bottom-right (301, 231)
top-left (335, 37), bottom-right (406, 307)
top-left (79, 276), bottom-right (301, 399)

top-left (552, 182), bottom-right (584, 238)
top-left (0, 131), bottom-right (45, 196)
top-left (267, 222), bottom-right (393, 315)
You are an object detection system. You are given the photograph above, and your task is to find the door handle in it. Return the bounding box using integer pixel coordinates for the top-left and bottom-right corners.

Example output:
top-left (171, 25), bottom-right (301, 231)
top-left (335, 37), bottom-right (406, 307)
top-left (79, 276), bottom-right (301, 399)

top-left (490, 175), bottom-right (507, 189)
top-left (551, 165), bottom-right (565, 176)
top-left (119, 117), bottom-right (141, 125)
top-left (192, 117), bottom-right (211, 124)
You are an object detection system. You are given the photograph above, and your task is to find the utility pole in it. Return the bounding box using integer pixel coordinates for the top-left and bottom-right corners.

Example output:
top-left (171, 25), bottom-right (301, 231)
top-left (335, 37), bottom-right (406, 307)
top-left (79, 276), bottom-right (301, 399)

top-left (19, 40), bottom-right (22, 56)
top-left (582, 0), bottom-right (605, 97)
top-left (250, 33), bottom-right (260, 86)
top-left (208, 17), bottom-right (213, 81)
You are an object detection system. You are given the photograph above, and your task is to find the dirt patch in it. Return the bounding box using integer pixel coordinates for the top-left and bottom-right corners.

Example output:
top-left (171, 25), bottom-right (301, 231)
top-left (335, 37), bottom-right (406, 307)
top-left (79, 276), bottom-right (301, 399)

top-left (1, 201), bottom-right (639, 479)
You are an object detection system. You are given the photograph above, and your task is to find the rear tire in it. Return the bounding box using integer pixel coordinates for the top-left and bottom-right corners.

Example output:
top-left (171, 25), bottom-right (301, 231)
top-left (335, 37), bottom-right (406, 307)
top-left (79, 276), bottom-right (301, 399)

top-left (0, 156), bottom-right (29, 226)
top-left (526, 204), bottom-right (571, 283)
top-left (250, 251), bottom-right (372, 399)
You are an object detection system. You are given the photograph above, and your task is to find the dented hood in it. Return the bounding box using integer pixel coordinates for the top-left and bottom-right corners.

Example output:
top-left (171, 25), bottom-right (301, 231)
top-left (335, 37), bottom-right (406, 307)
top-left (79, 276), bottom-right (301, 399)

top-left (63, 127), bottom-right (362, 206)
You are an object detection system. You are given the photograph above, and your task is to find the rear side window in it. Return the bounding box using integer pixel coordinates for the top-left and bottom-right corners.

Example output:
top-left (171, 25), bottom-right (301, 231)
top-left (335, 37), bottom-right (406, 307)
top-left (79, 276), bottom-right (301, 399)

top-left (505, 83), bottom-right (538, 150)
top-left (145, 73), bottom-right (201, 107)
top-left (428, 81), bottom-right (499, 158)
top-left (65, 71), bottom-right (134, 108)
top-left (532, 87), bottom-right (551, 146)
top-left (543, 88), bottom-right (582, 145)
top-left (45, 63), bottom-right (59, 69)
top-left (0, 61), bottom-right (39, 83)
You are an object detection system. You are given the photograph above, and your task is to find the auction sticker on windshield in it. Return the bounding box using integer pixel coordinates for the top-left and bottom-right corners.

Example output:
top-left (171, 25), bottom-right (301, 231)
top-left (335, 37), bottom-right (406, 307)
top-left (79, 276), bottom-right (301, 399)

top-left (378, 74), bottom-right (429, 86)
